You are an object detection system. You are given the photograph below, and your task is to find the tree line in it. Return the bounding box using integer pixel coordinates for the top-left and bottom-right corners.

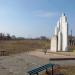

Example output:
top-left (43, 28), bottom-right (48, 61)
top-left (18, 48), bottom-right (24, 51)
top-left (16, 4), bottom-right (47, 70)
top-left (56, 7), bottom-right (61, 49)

top-left (0, 33), bottom-right (49, 40)
top-left (0, 33), bottom-right (16, 40)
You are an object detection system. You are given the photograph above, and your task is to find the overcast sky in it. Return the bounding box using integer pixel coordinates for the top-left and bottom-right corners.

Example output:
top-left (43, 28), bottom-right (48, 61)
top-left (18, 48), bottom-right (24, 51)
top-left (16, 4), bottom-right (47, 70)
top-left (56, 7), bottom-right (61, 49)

top-left (0, 0), bottom-right (75, 38)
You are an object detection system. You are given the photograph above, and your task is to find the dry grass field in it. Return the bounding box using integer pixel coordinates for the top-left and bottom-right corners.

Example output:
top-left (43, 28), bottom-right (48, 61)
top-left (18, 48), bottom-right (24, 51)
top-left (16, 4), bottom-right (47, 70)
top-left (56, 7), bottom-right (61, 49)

top-left (48, 51), bottom-right (75, 56)
top-left (0, 39), bottom-right (50, 55)
top-left (42, 65), bottom-right (75, 75)
top-left (59, 66), bottom-right (75, 75)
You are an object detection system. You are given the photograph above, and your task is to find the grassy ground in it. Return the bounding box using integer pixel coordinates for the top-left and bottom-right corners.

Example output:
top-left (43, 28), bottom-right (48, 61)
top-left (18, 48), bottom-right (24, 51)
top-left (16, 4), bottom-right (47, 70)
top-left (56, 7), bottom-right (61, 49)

top-left (59, 66), bottom-right (75, 75)
top-left (0, 39), bottom-right (50, 55)
top-left (0, 39), bottom-right (75, 56)
top-left (42, 65), bottom-right (75, 75)
top-left (48, 51), bottom-right (75, 56)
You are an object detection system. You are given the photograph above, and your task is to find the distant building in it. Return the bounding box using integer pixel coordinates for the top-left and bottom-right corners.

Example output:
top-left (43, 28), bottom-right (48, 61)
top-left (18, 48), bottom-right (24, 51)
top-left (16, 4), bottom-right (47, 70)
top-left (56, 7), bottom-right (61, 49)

top-left (51, 13), bottom-right (75, 52)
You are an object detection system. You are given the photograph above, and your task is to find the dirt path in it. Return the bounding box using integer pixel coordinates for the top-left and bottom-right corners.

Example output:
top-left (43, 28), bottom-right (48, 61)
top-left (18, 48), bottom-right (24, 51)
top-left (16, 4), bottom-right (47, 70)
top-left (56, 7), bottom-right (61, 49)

top-left (0, 51), bottom-right (75, 75)
top-left (28, 50), bottom-right (75, 59)
top-left (0, 52), bottom-right (49, 75)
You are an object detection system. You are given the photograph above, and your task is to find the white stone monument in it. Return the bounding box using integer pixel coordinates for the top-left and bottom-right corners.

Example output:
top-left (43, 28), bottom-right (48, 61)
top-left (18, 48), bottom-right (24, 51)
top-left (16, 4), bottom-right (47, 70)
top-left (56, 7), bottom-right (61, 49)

top-left (51, 13), bottom-right (68, 52)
